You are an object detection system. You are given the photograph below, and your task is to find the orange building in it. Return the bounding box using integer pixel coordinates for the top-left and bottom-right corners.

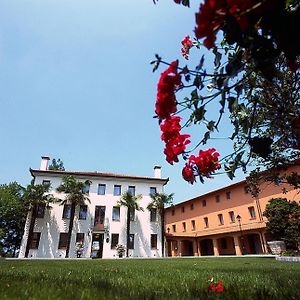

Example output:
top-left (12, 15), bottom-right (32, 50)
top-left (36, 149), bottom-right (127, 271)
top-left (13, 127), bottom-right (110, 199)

top-left (165, 165), bottom-right (300, 256)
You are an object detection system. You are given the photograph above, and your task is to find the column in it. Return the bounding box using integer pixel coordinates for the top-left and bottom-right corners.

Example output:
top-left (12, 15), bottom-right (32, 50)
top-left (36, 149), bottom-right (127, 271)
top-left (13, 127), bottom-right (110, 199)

top-left (193, 239), bottom-right (199, 256)
top-left (212, 238), bottom-right (219, 256)
top-left (233, 235), bottom-right (242, 256)
top-left (197, 240), bottom-right (202, 256)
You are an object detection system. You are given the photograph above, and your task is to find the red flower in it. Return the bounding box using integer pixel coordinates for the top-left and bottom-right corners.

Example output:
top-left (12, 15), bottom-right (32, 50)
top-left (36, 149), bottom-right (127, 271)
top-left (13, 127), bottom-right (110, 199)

top-left (208, 284), bottom-right (216, 291)
top-left (164, 134), bottom-right (191, 164)
top-left (160, 116), bottom-right (190, 165)
top-left (156, 60), bottom-right (181, 120)
top-left (182, 163), bottom-right (196, 184)
top-left (215, 282), bottom-right (225, 292)
top-left (195, 0), bottom-right (226, 49)
top-left (184, 148), bottom-right (220, 181)
top-left (160, 116), bottom-right (182, 143)
top-left (194, 0), bottom-right (270, 49)
top-left (208, 280), bottom-right (225, 293)
top-left (181, 36), bottom-right (193, 60)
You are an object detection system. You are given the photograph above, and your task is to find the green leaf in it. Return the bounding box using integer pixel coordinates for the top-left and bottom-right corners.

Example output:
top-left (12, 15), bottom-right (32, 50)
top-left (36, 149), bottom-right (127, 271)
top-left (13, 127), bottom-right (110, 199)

top-left (192, 105), bottom-right (206, 123)
top-left (228, 96), bottom-right (238, 113)
top-left (207, 120), bottom-right (215, 131)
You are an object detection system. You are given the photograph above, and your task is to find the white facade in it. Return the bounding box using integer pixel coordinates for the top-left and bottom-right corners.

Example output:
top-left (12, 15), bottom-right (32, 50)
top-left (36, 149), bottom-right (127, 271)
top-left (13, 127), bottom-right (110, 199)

top-left (19, 158), bottom-right (168, 259)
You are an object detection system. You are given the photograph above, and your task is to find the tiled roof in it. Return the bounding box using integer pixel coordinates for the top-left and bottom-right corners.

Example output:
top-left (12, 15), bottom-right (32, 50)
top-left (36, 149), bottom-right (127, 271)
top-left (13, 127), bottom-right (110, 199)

top-left (30, 168), bottom-right (169, 183)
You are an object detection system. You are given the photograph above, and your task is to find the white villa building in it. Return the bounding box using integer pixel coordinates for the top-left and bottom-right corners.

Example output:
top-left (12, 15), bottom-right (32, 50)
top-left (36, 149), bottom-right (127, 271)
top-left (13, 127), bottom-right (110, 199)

top-left (19, 156), bottom-right (169, 259)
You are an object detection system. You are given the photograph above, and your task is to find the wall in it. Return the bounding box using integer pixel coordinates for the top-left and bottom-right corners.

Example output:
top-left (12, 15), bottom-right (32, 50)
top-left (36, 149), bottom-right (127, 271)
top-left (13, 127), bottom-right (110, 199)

top-left (19, 172), bottom-right (165, 259)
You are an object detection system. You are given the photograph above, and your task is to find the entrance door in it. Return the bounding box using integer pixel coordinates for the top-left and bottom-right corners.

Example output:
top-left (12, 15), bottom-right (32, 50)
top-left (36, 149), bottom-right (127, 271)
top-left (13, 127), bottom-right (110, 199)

top-left (91, 233), bottom-right (104, 258)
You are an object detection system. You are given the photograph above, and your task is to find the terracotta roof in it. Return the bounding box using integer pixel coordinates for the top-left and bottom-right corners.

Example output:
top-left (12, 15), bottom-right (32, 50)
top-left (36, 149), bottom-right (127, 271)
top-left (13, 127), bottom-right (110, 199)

top-left (30, 168), bottom-right (169, 184)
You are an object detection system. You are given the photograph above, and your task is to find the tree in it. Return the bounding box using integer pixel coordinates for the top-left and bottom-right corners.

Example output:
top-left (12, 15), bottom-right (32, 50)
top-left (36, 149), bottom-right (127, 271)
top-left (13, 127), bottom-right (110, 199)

top-left (117, 191), bottom-right (143, 257)
top-left (263, 197), bottom-right (300, 249)
top-left (0, 182), bottom-right (26, 257)
top-left (152, 1), bottom-right (300, 186)
top-left (48, 158), bottom-right (65, 171)
top-left (147, 192), bottom-right (174, 257)
top-left (56, 175), bottom-right (91, 258)
top-left (22, 182), bottom-right (56, 258)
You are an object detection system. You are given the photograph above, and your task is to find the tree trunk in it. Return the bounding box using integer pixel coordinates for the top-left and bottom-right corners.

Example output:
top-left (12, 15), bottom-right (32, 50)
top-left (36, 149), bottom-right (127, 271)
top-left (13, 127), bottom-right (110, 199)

top-left (161, 208), bottom-right (165, 257)
top-left (25, 204), bottom-right (37, 258)
top-left (65, 203), bottom-right (76, 258)
top-left (126, 207), bottom-right (130, 257)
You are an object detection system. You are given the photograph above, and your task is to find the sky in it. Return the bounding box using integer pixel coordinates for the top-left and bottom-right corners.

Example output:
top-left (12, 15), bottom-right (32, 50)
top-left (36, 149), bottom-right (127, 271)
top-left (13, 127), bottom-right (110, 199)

top-left (0, 0), bottom-right (246, 203)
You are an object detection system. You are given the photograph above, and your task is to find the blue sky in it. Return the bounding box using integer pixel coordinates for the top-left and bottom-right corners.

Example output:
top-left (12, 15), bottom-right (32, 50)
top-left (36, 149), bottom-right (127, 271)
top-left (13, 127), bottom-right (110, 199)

top-left (0, 0), bottom-right (245, 203)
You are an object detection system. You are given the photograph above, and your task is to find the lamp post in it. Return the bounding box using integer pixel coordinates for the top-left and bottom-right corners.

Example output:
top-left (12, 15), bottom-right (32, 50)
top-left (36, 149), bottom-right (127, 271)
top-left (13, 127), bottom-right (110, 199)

top-left (236, 215), bottom-right (246, 255)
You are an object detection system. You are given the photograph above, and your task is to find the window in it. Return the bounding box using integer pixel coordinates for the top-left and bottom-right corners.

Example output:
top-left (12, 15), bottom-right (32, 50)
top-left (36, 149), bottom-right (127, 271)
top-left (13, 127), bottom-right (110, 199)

top-left (204, 217), bottom-right (209, 228)
top-left (229, 211), bottom-right (235, 223)
top-left (150, 208), bottom-right (157, 222)
top-left (42, 180), bottom-right (51, 187)
top-left (98, 184), bottom-right (106, 195)
top-left (36, 204), bottom-right (46, 218)
top-left (221, 238), bottom-right (227, 249)
top-left (30, 232), bottom-right (41, 249)
top-left (112, 206), bottom-right (120, 221)
top-left (151, 234), bottom-right (157, 249)
top-left (111, 234), bottom-right (119, 249)
top-left (82, 183), bottom-right (90, 194)
top-left (94, 206), bottom-right (106, 227)
top-left (226, 191), bottom-right (231, 200)
top-left (62, 204), bottom-right (71, 219)
top-left (182, 222), bottom-right (186, 232)
top-left (172, 209), bottom-right (175, 216)
top-left (202, 200), bottom-right (207, 207)
top-left (181, 206), bottom-right (185, 213)
top-left (79, 205), bottom-right (87, 220)
top-left (172, 224), bottom-right (176, 232)
top-left (128, 234), bottom-right (134, 249)
top-left (58, 233), bottom-right (68, 249)
top-left (218, 214), bottom-right (224, 225)
top-left (114, 185), bottom-right (121, 196)
top-left (190, 203), bottom-right (194, 210)
top-left (150, 187), bottom-right (157, 195)
top-left (248, 206), bottom-right (256, 219)
top-left (191, 220), bottom-right (196, 231)
top-left (76, 233), bottom-right (84, 243)
top-left (129, 207), bottom-right (135, 221)
top-left (128, 186), bottom-right (135, 196)
top-left (216, 195), bottom-right (220, 203)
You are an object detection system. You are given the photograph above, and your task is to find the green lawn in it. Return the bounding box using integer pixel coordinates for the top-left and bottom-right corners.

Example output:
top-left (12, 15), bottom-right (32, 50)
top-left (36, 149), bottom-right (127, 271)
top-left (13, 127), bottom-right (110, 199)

top-left (0, 257), bottom-right (299, 300)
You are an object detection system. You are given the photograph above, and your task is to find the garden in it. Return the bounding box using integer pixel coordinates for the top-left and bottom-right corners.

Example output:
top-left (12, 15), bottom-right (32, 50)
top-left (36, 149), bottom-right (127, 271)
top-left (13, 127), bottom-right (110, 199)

top-left (1, 257), bottom-right (300, 299)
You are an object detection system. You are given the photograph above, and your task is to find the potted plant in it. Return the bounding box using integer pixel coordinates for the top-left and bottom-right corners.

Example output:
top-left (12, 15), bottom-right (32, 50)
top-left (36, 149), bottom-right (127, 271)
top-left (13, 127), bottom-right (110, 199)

top-left (116, 244), bottom-right (126, 258)
top-left (75, 242), bottom-right (84, 258)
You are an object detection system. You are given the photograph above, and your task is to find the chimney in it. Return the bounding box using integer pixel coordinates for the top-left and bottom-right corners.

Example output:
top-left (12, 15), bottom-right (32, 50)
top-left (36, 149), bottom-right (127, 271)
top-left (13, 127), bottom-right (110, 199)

top-left (154, 166), bottom-right (162, 178)
top-left (40, 156), bottom-right (50, 170)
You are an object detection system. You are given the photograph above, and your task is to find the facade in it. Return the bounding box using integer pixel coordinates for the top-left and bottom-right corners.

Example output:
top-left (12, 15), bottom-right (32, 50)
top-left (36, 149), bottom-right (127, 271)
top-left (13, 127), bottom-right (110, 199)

top-left (19, 157), bottom-right (168, 259)
top-left (165, 164), bottom-right (300, 257)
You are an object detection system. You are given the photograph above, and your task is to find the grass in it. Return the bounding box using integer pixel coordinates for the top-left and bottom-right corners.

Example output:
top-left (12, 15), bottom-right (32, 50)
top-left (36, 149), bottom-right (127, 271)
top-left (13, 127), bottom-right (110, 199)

top-left (0, 257), bottom-right (299, 299)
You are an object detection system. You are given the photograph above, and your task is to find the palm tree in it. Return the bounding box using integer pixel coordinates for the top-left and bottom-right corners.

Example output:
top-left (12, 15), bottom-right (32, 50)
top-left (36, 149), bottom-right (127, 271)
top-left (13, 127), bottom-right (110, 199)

top-left (147, 192), bottom-right (174, 257)
top-left (117, 191), bottom-right (143, 257)
top-left (23, 182), bottom-right (56, 258)
top-left (56, 175), bottom-right (91, 258)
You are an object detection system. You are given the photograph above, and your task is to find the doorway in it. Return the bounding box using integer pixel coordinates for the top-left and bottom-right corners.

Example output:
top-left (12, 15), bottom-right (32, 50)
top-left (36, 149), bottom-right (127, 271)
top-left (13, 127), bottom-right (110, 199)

top-left (91, 233), bottom-right (104, 258)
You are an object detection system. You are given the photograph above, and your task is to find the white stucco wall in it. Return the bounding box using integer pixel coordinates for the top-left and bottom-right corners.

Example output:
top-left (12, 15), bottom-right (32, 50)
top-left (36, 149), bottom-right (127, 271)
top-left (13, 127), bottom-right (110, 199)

top-left (19, 171), bottom-right (166, 259)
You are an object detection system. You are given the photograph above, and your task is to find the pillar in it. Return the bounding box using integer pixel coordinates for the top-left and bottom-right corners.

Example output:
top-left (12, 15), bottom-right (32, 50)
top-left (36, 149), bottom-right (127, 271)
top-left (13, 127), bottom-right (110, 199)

top-left (233, 235), bottom-right (242, 256)
top-left (212, 238), bottom-right (219, 256)
top-left (193, 239), bottom-right (199, 256)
